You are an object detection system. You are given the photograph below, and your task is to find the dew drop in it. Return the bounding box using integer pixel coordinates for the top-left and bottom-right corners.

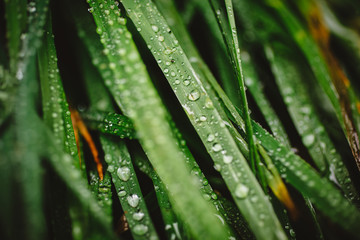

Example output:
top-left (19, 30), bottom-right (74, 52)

top-left (205, 98), bottom-right (214, 109)
top-left (303, 134), bottom-right (315, 146)
top-left (199, 115), bottom-right (207, 122)
top-left (188, 89), bottom-right (200, 101)
top-left (203, 178), bottom-right (209, 186)
top-left (158, 35), bottom-right (165, 42)
top-left (133, 212), bottom-right (145, 221)
top-left (207, 134), bottom-right (215, 142)
top-left (289, 229), bottom-right (296, 237)
top-left (96, 27), bottom-right (103, 34)
top-left (203, 194), bottom-right (211, 201)
top-left (118, 190), bottom-right (127, 197)
top-left (107, 165), bottom-right (115, 172)
top-left (211, 192), bottom-right (218, 200)
top-left (127, 194), bottom-right (140, 207)
top-left (214, 164), bottom-right (222, 172)
top-left (27, 4), bottom-right (36, 13)
top-left (16, 69), bottom-right (23, 80)
top-left (223, 155), bottom-right (233, 164)
top-left (183, 80), bottom-right (190, 86)
top-left (164, 49), bottom-right (172, 55)
top-left (152, 25), bottom-right (159, 32)
top-left (235, 183), bottom-right (249, 199)
top-left (212, 143), bottom-right (222, 152)
top-left (133, 224), bottom-right (148, 235)
top-left (118, 17), bottom-right (127, 25)
top-left (117, 167), bottom-right (131, 181)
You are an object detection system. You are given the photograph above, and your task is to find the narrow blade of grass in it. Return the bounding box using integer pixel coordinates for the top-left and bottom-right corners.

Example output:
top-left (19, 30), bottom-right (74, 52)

top-left (4, 0), bottom-right (27, 71)
top-left (132, 151), bottom-right (191, 240)
top-left (4, 1), bottom-right (49, 238)
top-left (210, 0), bottom-right (264, 185)
top-left (80, 44), bottom-right (159, 239)
top-left (252, 121), bottom-right (360, 235)
top-left (38, 17), bottom-right (79, 165)
top-left (264, 43), bottom-right (359, 202)
top-left (101, 136), bottom-right (159, 240)
top-left (266, 0), bottom-right (360, 171)
top-left (43, 129), bottom-right (115, 239)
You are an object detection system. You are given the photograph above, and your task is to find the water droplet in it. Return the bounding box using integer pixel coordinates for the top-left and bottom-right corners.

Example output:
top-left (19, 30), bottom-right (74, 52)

top-left (107, 165), bottom-right (115, 172)
top-left (223, 155), bottom-right (233, 164)
top-left (118, 190), bottom-right (127, 197)
top-left (152, 25), bottom-right (159, 32)
top-left (289, 229), bottom-right (296, 237)
top-left (117, 167), bottom-right (131, 181)
top-left (214, 164), bottom-right (222, 172)
top-left (235, 183), bottom-right (249, 199)
top-left (133, 224), bottom-right (148, 235)
top-left (16, 69), bottom-right (23, 80)
top-left (199, 115), bottom-right (207, 122)
top-left (118, 17), bottom-right (127, 25)
top-left (133, 212), bottom-right (145, 221)
top-left (212, 143), bottom-right (222, 152)
top-left (96, 27), bottom-right (103, 34)
top-left (27, 4), bottom-right (36, 13)
top-left (203, 178), bottom-right (209, 186)
top-left (109, 62), bottom-right (116, 69)
top-left (205, 98), bottom-right (214, 109)
top-left (183, 80), bottom-right (190, 86)
top-left (164, 49), bottom-right (172, 55)
top-left (284, 96), bottom-right (292, 104)
top-left (188, 89), bottom-right (200, 101)
top-left (203, 194), bottom-right (211, 201)
top-left (303, 134), bottom-right (315, 146)
top-left (207, 134), bottom-right (215, 142)
top-left (211, 192), bottom-right (218, 200)
top-left (158, 35), bottom-right (165, 42)
top-left (127, 194), bottom-right (140, 207)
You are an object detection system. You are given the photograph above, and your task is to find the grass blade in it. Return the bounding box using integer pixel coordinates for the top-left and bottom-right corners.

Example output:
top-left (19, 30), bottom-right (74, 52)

top-left (79, 42), bottom-right (159, 239)
top-left (2, 1), bottom-right (50, 239)
top-left (133, 151), bottom-right (191, 240)
top-left (101, 136), bottom-right (159, 239)
top-left (266, 0), bottom-right (360, 171)
top-left (4, 0), bottom-right (27, 71)
top-left (210, 0), bottom-right (264, 185)
top-left (38, 17), bottom-right (79, 164)
top-left (264, 43), bottom-right (359, 202)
